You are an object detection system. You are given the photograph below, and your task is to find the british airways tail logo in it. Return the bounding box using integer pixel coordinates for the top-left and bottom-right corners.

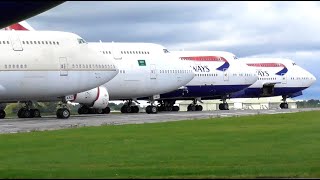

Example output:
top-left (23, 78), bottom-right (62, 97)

top-left (180, 56), bottom-right (230, 71)
top-left (246, 63), bottom-right (288, 76)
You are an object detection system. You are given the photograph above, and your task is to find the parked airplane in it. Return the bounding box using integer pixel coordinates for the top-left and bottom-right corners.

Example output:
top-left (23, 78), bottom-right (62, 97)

top-left (68, 42), bottom-right (195, 114)
top-left (138, 51), bottom-right (259, 111)
top-left (0, 1), bottom-right (65, 29)
top-left (230, 57), bottom-right (317, 108)
top-left (0, 30), bottom-right (119, 119)
top-left (4, 21), bottom-right (195, 115)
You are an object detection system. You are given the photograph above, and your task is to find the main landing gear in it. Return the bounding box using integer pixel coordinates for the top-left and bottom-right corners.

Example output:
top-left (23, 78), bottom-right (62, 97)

top-left (187, 98), bottom-right (203, 111)
top-left (56, 99), bottom-right (71, 119)
top-left (78, 105), bottom-right (111, 114)
top-left (0, 103), bottom-right (7, 119)
top-left (120, 100), bottom-right (139, 113)
top-left (157, 100), bottom-right (180, 112)
top-left (280, 95), bottom-right (289, 109)
top-left (17, 101), bottom-right (41, 118)
top-left (146, 96), bottom-right (158, 114)
top-left (218, 96), bottom-right (229, 110)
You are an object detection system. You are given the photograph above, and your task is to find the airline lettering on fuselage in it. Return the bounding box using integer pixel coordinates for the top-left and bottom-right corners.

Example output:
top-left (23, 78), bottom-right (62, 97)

top-left (192, 65), bottom-right (210, 72)
top-left (257, 70), bottom-right (269, 77)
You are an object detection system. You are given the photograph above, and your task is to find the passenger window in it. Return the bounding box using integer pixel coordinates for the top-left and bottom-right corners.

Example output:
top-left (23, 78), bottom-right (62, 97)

top-left (7, 41), bottom-right (9, 44)
top-left (42, 41), bottom-right (44, 44)
top-left (38, 41), bottom-right (40, 44)
top-left (109, 51), bottom-right (111, 54)
top-left (49, 41), bottom-right (52, 45)
top-left (30, 41), bottom-right (33, 44)
top-left (26, 41), bottom-right (29, 44)
top-left (34, 41), bottom-right (37, 44)
top-left (4, 65), bottom-right (7, 68)
top-left (53, 41), bottom-right (56, 45)
top-left (2, 41), bottom-right (5, 44)
top-left (21, 41), bottom-right (24, 44)
top-left (57, 42), bottom-right (59, 45)
top-left (45, 41), bottom-right (48, 44)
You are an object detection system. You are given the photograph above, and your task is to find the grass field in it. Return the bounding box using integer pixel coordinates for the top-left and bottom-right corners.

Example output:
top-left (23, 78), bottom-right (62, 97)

top-left (0, 110), bottom-right (319, 178)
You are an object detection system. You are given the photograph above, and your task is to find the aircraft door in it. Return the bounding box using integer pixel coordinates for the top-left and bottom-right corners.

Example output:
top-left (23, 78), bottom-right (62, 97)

top-left (9, 30), bottom-right (23, 51)
top-left (59, 57), bottom-right (68, 76)
top-left (150, 64), bottom-right (157, 79)
top-left (223, 68), bottom-right (229, 81)
top-left (281, 73), bottom-right (287, 84)
top-left (112, 42), bottom-right (122, 60)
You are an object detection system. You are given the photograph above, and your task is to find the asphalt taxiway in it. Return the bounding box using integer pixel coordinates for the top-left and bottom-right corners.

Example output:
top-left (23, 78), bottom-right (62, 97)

top-left (0, 108), bottom-right (319, 134)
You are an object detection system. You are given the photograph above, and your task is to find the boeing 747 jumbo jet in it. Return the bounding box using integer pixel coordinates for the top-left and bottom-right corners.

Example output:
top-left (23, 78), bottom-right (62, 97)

top-left (230, 57), bottom-right (317, 109)
top-left (0, 30), bottom-right (119, 119)
top-left (68, 42), bottom-right (195, 114)
top-left (3, 21), bottom-right (194, 115)
top-left (155, 50), bottom-right (316, 111)
top-left (138, 51), bottom-right (259, 111)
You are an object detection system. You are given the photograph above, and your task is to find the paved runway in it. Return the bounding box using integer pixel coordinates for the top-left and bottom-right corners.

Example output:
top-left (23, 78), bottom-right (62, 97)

top-left (0, 108), bottom-right (319, 134)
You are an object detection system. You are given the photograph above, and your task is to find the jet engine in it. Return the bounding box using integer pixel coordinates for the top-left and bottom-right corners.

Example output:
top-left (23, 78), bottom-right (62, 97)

top-left (71, 86), bottom-right (109, 109)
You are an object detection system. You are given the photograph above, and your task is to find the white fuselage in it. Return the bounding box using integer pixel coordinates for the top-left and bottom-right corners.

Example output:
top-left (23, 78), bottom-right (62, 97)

top-left (0, 30), bottom-right (118, 102)
top-left (230, 57), bottom-right (316, 98)
top-left (88, 42), bottom-right (195, 100)
top-left (151, 51), bottom-right (258, 100)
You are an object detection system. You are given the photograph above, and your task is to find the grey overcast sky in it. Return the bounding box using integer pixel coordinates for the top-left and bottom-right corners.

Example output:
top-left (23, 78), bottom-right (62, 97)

top-left (26, 1), bottom-right (320, 100)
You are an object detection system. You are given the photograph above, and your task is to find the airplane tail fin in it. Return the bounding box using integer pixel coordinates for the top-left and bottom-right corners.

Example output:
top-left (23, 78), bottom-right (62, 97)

top-left (3, 20), bottom-right (35, 31)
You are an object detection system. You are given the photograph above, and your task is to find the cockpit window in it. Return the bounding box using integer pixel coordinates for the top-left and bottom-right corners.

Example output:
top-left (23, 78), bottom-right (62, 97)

top-left (163, 49), bottom-right (170, 53)
top-left (233, 55), bottom-right (238, 60)
top-left (292, 62), bottom-right (296, 66)
top-left (77, 38), bottom-right (87, 44)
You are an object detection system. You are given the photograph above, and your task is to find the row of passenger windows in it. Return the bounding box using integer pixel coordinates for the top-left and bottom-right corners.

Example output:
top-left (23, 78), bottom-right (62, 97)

top-left (232, 73), bottom-right (254, 76)
top-left (101, 50), bottom-right (150, 55)
top-left (196, 73), bottom-right (218, 77)
top-left (0, 40), bottom-right (60, 45)
top-left (4, 64), bottom-right (115, 69)
top-left (22, 40), bottom-right (60, 45)
top-left (159, 70), bottom-right (192, 73)
top-left (4, 64), bottom-right (27, 69)
top-left (258, 77), bottom-right (277, 80)
top-left (0, 41), bottom-right (10, 44)
top-left (292, 77), bottom-right (311, 80)
top-left (71, 64), bottom-right (115, 69)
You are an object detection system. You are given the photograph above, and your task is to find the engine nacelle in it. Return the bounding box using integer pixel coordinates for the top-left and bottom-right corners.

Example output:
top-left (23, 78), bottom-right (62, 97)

top-left (70, 86), bottom-right (109, 109)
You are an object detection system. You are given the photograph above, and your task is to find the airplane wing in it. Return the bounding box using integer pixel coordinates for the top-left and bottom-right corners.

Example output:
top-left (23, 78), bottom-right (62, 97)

top-left (0, 1), bottom-right (65, 29)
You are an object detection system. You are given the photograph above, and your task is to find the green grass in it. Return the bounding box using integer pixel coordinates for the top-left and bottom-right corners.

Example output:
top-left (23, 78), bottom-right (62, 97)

top-left (0, 111), bottom-right (319, 178)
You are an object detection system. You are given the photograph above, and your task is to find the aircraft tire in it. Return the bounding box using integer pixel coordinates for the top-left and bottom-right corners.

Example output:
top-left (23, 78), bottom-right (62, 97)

top-left (0, 110), bottom-right (5, 119)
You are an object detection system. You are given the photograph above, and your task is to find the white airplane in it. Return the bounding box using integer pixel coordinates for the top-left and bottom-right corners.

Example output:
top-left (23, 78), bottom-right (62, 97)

top-left (230, 57), bottom-right (317, 108)
top-left (68, 42), bottom-right (195, 114)
top-left (0, 29), bottom-right (119, 119)
top-left (138, 51), bottom-right (259, 111)
top-left (152, 50), bottom-right (316, 110)
top-left (4, 21), bottom-right (195, 115)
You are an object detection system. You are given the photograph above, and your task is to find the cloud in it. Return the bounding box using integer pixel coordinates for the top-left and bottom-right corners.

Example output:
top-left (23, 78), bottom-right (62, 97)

top-left (25, 1), bottom-right (320, 99)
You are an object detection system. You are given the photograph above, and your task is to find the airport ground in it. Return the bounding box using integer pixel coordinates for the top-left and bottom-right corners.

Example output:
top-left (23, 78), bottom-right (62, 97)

top-left (0, 109), bottom-right (319, 178)
top-left (0, 108), bottom-right (319, 134)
